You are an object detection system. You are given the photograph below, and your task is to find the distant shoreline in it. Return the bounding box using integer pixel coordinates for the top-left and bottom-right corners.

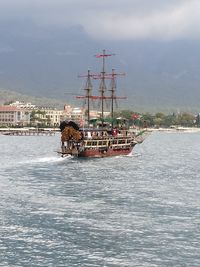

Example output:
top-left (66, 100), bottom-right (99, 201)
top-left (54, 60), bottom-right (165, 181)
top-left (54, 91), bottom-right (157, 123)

top-left (150, 127), bottom-right (200, 133)
top-left (1, 127), bottom-right (200, 135)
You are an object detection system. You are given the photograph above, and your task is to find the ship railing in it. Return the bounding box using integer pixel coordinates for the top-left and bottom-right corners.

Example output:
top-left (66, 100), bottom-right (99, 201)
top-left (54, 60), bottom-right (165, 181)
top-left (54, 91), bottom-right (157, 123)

top-left (81, 130), bottom-right (134, 140)
top-left (81, 128), bottom-right (134, 139)
top-left (84, 137), bottom-right (134, 148)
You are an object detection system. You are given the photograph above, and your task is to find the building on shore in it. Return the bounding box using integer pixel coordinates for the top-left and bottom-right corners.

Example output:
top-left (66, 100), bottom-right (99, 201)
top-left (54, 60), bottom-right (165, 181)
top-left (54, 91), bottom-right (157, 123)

top-left (0, 100), bottom-right (110, 127)
top-left (9, 101), bottom-right (36, 109)
top-left (0, 106), bottom-right (31, 126)
top-left (0, 101), bottom-right (85, 127)
top-left (37, 108), bottom-right (64, 127)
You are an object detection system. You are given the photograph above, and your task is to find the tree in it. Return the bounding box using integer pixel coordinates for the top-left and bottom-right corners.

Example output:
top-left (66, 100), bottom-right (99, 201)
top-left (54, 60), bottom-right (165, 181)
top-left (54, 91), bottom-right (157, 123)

top-left (141, 113), bottom-right (154, 127)
top-left (162, 114), bottom-right (177, 127)
top-left (176, 113), bottom-right (195, 127)
top-left (195, 114), bottom-right (200, 127)
top-left (30, 110), bottom-right (47, 126)
top-left (3, 100), bottom-right (14, 105)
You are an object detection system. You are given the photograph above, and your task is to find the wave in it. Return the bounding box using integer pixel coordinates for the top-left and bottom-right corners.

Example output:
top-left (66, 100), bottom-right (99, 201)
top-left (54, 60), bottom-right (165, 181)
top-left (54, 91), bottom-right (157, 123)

top-left (19, 155), bottom-right (70, 165)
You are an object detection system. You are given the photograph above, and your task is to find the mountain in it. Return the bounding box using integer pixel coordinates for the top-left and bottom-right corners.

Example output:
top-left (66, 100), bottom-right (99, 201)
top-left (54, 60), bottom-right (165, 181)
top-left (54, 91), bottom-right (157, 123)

top-left (0, 88), bottom-right (66, 108)
top-left (0, 20), bottom-right (200, 112)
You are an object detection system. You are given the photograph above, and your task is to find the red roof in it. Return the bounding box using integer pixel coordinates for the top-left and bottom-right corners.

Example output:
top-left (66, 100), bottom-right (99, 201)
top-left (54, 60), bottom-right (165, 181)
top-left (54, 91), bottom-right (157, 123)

top-left (0, 106), bottom-right (22, 112)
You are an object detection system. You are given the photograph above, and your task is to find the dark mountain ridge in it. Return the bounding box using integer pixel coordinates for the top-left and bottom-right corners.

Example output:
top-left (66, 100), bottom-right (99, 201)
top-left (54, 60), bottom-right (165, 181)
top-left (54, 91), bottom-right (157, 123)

top-left (0, 20), bottom-right (200, 112)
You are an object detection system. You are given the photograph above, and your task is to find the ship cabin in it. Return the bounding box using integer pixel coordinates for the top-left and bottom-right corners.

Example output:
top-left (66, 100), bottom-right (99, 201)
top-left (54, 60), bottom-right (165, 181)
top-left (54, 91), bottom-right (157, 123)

top-left (80, 128), bottom-right (135, 150)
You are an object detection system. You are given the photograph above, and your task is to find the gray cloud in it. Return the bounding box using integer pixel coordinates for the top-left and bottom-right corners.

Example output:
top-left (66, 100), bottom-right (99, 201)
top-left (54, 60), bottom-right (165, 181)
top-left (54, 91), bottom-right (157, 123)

top-left (0, 0), bottom-right (199, 40)
top-left (0, 45), bottom-right (15, 54)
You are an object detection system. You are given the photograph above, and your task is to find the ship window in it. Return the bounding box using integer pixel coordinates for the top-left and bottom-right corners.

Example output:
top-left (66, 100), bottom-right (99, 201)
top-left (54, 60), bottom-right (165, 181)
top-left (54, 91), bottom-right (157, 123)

top-left (98, 141), bottom-right (102, 146)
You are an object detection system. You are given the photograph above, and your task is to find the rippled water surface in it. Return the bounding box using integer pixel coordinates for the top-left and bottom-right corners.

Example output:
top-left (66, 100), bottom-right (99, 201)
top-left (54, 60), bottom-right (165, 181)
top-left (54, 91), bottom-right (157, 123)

top-left (0, 132), bottom-right (200, 266)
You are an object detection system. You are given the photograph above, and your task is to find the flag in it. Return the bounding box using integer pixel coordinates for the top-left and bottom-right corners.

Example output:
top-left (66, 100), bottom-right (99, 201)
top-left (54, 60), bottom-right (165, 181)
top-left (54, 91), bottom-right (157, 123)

top-left (95, 54), bottom-right (115, 58)
top-left (132, 114), bottom-right (140, 120)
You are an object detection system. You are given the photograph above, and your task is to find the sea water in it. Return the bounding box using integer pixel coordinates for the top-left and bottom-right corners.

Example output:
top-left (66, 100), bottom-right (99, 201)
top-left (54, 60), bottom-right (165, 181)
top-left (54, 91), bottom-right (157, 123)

top-left (0, 132), bottom-right (200, 266)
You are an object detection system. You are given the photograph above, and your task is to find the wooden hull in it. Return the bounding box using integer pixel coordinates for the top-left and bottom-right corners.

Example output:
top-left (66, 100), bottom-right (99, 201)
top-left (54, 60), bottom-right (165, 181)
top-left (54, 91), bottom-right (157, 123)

top-left (78, 146), bottom-right (135, 157)
top-left (59, 124), bottom-right (143, 158)
top-left (59, 143), bottom-right (136, 158)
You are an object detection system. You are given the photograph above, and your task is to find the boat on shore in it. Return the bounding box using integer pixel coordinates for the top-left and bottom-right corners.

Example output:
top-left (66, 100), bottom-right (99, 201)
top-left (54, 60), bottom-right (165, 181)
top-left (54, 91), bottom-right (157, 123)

top-left (58, 50), bottom-right (147, 158)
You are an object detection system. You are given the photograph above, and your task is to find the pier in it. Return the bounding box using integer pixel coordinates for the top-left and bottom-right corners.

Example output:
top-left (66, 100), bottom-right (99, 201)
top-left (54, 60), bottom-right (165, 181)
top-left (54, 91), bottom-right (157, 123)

top-left (0, 128), bottom-right (57, 136)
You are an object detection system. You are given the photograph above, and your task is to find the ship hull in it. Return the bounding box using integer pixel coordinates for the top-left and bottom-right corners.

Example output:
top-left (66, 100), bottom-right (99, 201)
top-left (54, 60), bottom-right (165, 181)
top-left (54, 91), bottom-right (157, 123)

top-left (59, 128), bottom-right (139, 158)
top-left (77, 144), bottom-right (136, 158)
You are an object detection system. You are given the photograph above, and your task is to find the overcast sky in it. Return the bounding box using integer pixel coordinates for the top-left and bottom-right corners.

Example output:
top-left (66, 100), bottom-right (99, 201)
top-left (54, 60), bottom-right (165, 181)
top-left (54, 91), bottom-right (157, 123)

top-left (0, 0), bottom-right (200, 41)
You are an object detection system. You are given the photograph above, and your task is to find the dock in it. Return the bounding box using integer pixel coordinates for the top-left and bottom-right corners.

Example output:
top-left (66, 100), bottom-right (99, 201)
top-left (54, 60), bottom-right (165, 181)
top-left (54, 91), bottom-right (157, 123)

top-left (0, 128), bottom-right (57, 136)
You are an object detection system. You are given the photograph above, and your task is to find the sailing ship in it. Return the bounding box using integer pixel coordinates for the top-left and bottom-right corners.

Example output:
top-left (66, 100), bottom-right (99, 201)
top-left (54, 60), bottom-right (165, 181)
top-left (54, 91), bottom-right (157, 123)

top-left (58, 50), bottom-right (147, 158)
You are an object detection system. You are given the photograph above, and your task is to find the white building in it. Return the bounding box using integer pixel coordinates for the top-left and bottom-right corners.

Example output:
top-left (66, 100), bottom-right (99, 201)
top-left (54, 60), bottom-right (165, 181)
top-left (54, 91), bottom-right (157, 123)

top-left (0, 106), bottom-right (30, 126)
top-left (44, 109), bottom-right (63, 126)
top-left (9, 101), bottom-right (36, 109)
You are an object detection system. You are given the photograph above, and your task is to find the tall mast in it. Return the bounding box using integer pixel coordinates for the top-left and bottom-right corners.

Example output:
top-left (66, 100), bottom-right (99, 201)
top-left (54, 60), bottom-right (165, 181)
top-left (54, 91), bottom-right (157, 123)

top-left (110, 69), bottom-right (116, 129)
top-left (85, 69), bottom-right (92, 124)
top-left (99, 49), bottom-right (106, 123)
top-left (77, 50), bottom-right (125, 128)
top-left (77, 70), bottom-right (97, 126)
top-left (107, 69), bottom-right (126, 129)
top-left (95, 49), bottom-right (114, 124)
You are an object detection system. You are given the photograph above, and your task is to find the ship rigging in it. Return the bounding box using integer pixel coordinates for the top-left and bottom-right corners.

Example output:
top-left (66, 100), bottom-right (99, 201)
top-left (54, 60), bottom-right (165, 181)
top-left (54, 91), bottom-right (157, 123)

top-left (58, 50), bottom-right (147, 158)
